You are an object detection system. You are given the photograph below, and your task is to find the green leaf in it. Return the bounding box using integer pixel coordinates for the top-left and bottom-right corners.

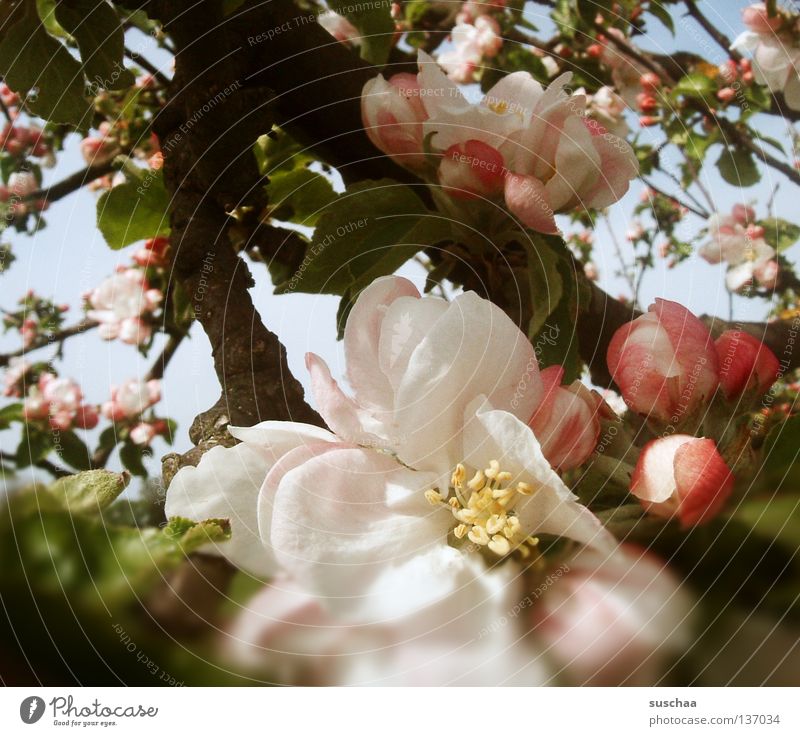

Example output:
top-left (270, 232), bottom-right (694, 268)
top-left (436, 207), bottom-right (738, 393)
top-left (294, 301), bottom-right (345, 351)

top-left (48, 469), bottom-right (130, 514)
top-left (733, 494), bottom-right (800, 551)
top-left (15, 427), bottom-right (52, 468)
top-left (523, 234), bottom-right (564, 337)
top-left (54, 0), bottom-right (134, 91)
top-left (0, 3), bottom-right (91, 127)
top-left (647, 1), bottom-right (675, 34)
top-left (267, 168), bottom-right (337, 227)
top-left (55, 429), bottom-right (93, 471)
top-left (164, 516), bottom-right (232, 554)
top-left (760, 415), bottom-right (800, 489)
top-left (278, 179), bottom-right (452, 296)
top-left (328, 1), bottom-right (393, 66)
top-left (759, 217), bottom-right (800, 252)
top-left (97, 165), bottom-right (170, 249)
top-left (673, 73), bottom-right (716, 100)
top-left (254, 130), bottom-right (313, 175)
top-left (0, 402), bottom-right (23, 429)
top-left (716, 146), bottom-right (761, 187)
top-left (119, 442), bottom-right (149, 477)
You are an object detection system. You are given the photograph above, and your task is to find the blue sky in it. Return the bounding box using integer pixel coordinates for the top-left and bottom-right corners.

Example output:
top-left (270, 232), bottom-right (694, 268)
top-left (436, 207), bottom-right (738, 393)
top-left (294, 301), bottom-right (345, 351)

top-left (1, 1), bottom-right (797, 479)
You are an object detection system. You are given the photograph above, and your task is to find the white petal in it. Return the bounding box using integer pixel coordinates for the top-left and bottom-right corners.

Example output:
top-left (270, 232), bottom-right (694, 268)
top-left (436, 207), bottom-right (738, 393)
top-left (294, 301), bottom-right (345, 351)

top-left (344, 275), bottom-right (420, 409)
top-left (165, 444), bottom-right (277, 578)
top-left (393, 291), bottom-right (541, 475)
top-left (463, 400), bottom-right (616, 552)
top-left (269, 447), bottom-right (451, 620)
top-left (228, 420), bottom-right (336, 449)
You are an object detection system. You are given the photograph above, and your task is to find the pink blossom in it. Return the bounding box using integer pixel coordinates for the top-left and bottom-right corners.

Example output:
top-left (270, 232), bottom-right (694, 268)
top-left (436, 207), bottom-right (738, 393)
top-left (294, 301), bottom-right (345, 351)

top-left (528, 365), bottom-right (601, 470)
top-left (742, 3), bottom-right (783, 34)
top-left (361, 73), bottom-right (428, 170)
top-left (102, 378), bottom-right (161, 421)
top-left (439, 139), bottom-right (505, 198)
top-left (438, 17), bottom-right (503, 83)
top-left (87, 268), bottom-right (162, 345)
top-left (80, 135), bottom-right (119, 167)
top-left (606, 299), bottom-right (720, 425)
top-left (533, 546), bottom-right (694, 685)
top-left (130, 421), bottom-right (160, 446)
top-left (2, 357), bottom-right (31, 397)
top-left (630, 434), bottom-right (734, 527)
top-left (715, 330), bottom-right (780, 398)
top-left (132, 236), bottom-right (170, 268)
top-left (23, 373), bottom-right (99, 431)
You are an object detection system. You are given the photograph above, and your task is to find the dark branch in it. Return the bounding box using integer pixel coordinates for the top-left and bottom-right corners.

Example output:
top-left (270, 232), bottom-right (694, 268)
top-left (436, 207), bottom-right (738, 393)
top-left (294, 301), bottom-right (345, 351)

top-left (25, 163), bottom-right (116, 204)
top-left (683, 0), bottom-right (742, 63)
top-left (0, 319), bottom-right (98, 368)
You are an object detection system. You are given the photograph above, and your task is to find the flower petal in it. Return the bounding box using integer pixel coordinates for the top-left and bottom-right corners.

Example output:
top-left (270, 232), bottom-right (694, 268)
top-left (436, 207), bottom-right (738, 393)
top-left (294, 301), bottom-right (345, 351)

top-left (269, 447), bottom-right (450, 620)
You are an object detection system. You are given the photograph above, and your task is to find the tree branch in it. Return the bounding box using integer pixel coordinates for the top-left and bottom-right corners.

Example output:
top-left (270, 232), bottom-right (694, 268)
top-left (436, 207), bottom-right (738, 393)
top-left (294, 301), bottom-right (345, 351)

top-left (25, 163), bottom-right (116, 204)
top-left (0, 319), bottom-right (98, 368)
top-left (683, 0), bottom-right (741, 63)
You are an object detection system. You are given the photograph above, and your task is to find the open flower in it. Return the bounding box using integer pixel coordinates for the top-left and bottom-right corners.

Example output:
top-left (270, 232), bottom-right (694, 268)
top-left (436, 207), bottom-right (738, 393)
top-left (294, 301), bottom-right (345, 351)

top-left (732, 5), bottom-right (800, 110)
top-left (102, 378), bottom-right (161, 421)
top-left (361, 52), bottom-right (638, 233)
top-left (630, 434), bottom-right (734, 526)
top-left (437, 16), bottom-right (503, 83)
top-left (87, 267), bottom-right (162, 345)
top-left (607, 299), bottom-right (720, 426)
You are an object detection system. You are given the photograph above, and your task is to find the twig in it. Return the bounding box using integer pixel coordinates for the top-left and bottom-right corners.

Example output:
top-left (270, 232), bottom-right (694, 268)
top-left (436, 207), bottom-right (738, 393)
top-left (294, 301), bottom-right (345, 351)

top-left (604, 215), bottom-right (638, 302)
top-left (124, 46), bottom-right (171, 86)
top-left (24, 163), bottom-right (116, 204)
top-left (145, 332), bottom-right (184, 381)
top-left (0, 319), bottom-right (99, 368)
top-left (683, 0), bottom-right (741, 63)
top-left (641, 176), bottom-right (709, 218)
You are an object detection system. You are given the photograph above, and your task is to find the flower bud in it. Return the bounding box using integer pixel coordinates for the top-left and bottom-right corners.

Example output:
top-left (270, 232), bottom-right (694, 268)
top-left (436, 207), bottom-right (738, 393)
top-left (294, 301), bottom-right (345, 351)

top-left (528, 366), bottom-right (601, 471)
top-left (715, 330), bottom-right (780, 399)
top-left (630, 434), bottom-right (734, 526)
top-left (439, 139), bottom-right (505, 199)
top-left (742, 3), bottom-right (782, 34)
top-left (607, 299), bottom-right (720, 425)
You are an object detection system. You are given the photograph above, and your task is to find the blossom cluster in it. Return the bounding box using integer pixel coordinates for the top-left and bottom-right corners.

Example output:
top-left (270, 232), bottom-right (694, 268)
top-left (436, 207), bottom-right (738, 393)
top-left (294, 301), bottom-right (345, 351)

top-left (163, 276), bottom-right (729, 685)
top-left (361, 50), bottom-right (638, 234)
top-left (732, 3), bottom-right (800, 111)
top-left (608, 298), bottom-right (779, 526)
top-left (85, 237), bottom-right (167, 346)
top-left (699, 205), bottom-right (779, 292)
top-left (437, 1), bottom-right (504, 84)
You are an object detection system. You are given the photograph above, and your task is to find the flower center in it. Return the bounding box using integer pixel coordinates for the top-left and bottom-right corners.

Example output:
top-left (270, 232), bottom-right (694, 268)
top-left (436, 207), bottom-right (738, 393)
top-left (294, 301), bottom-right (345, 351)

top-left (425, 460), bottom-right (540, 558)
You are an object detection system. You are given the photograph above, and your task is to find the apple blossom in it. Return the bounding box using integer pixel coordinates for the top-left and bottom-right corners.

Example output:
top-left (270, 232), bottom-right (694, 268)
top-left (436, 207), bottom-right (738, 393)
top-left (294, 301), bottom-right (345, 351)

top-left (630, 434), bottom-right (734, 526)
top-left (715, 330), bottom-right (780, 399)
top-left (585, 85), bottom-right (630, 138)
top-left (732, 6), bottom-right (800, 111)
top-left (80, 134), bottom-right (120, 167)
top-left (528, 365), bottom-right (601, 471)
top-left (532, 546), bottom-right (694, 685)
top-left (304, 275), bottom-right (542, 476)
top-left (87, 267), bottom-right (162, 345)
top-left (607, 299), bottom-right (720, 426)
top-left (317, 10), bottom-right (360, 46)
top-left (438, 16), bottom-right (503, 83)
top-left (102, 378), bottom-right (161, 421)
top-left (132, 236), bottom-right (170, 268)
top-left (416, 51), bottom-right (637, 232)
top-left (8, 171), bottom-right (37, 198)
top-left (2, 357), bottom-right (31, 397)
top-left (23, 373), bottom-right (99, 430)
top-left (361, 73), bottom-right (428, 170)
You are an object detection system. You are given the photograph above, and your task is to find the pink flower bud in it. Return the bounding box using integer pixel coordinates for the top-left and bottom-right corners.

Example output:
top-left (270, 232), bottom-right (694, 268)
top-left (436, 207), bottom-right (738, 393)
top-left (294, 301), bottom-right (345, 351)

top-left (529, 366), bottom-right (601, 470)
top-left (715, 330), bottom-right (780, 398)
top-left (731, 203), bottom-right (755, 225)
top-left (716, 87), bottom-right (736, 103)
top-left (361, 73), bottom-right (428, 170)
top-left (607, 299), bottom-right (720, 425)
top-left (630, 434), bottom-right (734, 526)
top-left (130, 422), bottom-right (157, 446)
top-left (638, 115), bottom-right (659, 126)
top-left (639, 72), bottom-right (661, 91)
top-left (439, 139), bottom-right (505, 199)
top-left (73, 404), bottom-right (100, 430)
